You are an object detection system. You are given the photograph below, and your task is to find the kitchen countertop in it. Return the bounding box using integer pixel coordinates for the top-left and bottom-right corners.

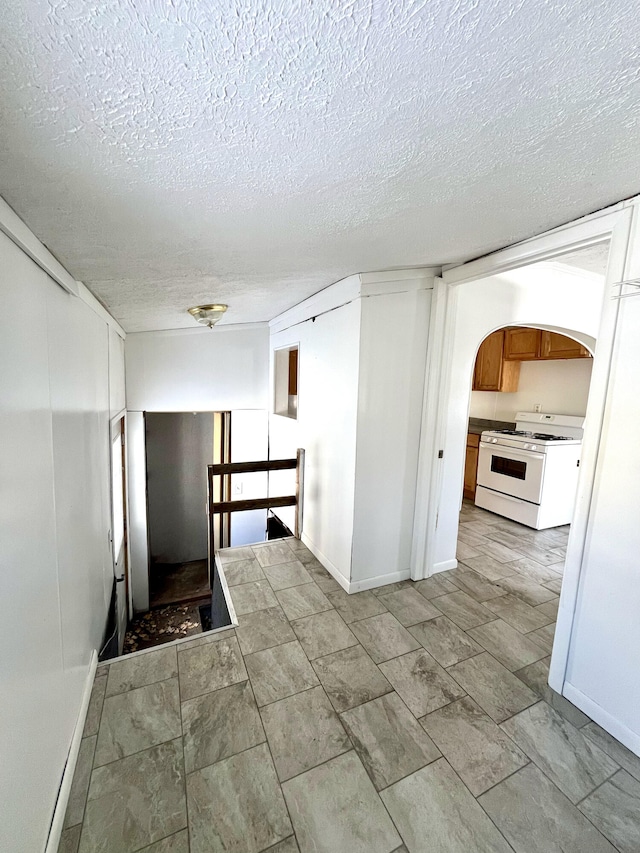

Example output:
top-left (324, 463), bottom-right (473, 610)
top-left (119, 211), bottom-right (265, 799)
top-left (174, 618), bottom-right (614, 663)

top-left (468, 417), bottom-right (516, 436)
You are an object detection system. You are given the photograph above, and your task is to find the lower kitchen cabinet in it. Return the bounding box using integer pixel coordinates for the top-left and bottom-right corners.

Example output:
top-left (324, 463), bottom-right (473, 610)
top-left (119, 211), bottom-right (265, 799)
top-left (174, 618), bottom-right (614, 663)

top-left (464, 433), bottom-right (480, 500)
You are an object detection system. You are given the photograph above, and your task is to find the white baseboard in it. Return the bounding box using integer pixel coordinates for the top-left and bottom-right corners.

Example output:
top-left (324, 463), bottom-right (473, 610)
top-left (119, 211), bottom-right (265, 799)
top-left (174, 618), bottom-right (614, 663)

top-left (299, 535), bottom-right (416, 595)
top-left (431, 558), bottom-right (458, 574)
top-left (45, 650), bottom-right (98, 853)
top-left (300, 533), bottom-right (351, 592)
top-left (348, 569), bottom-right (412, 594)
top-left (562, 682), bottom-right (640, 757)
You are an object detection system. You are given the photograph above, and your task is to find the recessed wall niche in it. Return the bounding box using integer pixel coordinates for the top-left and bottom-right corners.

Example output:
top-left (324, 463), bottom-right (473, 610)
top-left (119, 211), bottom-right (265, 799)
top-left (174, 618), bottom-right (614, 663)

top-left (274, 345), bottom-right (298, 418)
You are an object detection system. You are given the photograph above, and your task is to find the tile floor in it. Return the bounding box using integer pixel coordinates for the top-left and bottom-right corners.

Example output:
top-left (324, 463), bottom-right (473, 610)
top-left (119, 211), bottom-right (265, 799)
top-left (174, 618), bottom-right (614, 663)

top-left (59, 504), bottom-right (640, 853)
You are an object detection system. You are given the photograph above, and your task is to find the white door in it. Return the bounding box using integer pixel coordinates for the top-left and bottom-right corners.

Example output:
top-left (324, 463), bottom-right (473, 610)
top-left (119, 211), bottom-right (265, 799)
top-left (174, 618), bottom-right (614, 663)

top-left (111, 416), bottom-right (128, 653)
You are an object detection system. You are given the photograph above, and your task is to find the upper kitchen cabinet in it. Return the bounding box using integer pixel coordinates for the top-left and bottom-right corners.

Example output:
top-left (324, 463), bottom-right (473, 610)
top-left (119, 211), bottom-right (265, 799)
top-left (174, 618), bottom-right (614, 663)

top-left (504, 327), bottom-right (592, 361)
top-left (540, 331), bottom-right (591, 360)
top-left (473, 327), bottom-right (591, 393)
top-left (504, 327), bottom-right (541, 361)
top-left (473, 330), bottom-right (521, 392)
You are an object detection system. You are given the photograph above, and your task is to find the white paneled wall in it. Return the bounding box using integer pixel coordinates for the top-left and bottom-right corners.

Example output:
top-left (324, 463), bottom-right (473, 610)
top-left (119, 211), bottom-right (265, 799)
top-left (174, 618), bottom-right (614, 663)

top-left (269, 284), bottom-right (362, 587)
top-left (47, 284), bottom-right (112, 669)
top-left (268, 271), bottom-right (435, 590)
top-left (351, 286), bottom-right (431, 587)
top-left (0, 231), bottom-right (121, 853)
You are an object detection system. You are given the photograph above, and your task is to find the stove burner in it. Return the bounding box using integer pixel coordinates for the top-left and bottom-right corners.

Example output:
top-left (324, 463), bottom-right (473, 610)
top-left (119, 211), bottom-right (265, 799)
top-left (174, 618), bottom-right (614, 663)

top-left (531, 433), bottom-right (572, 441)
top-left (487, 430), bottom-right (575, 441)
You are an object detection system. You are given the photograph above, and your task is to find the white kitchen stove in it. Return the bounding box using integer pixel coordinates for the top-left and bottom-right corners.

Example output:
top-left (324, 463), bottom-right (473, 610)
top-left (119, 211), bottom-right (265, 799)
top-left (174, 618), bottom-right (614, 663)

top-left (475, 412), bottom-right (585, 529)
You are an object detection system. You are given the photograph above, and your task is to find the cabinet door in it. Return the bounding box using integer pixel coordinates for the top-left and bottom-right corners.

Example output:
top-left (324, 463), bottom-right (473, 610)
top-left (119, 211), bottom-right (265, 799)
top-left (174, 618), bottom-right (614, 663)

top-left (540, 331), bottom-right (591, 359)
top-left (473, 331), bottom-right (520, 391)
top-left (473, 331), bottom-right (505, 390)
top-left (504, 327), bottom-right (541, 360)
top-left (463, 436), bottom-right (479, 500)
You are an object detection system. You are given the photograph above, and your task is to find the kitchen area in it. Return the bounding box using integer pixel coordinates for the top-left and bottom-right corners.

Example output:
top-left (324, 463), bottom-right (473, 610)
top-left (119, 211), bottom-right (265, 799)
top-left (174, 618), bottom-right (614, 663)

top-left (412, 227), bottom-right (640, 804)
top-left (464, 326), bottom-right (593, 530)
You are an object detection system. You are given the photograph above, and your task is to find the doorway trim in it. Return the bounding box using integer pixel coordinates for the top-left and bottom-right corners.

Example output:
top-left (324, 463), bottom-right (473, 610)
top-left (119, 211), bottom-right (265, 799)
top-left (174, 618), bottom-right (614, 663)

top-left (110, 411), bottom-right (131, 652)
top-left (411, 200), bottom-right (635, 697)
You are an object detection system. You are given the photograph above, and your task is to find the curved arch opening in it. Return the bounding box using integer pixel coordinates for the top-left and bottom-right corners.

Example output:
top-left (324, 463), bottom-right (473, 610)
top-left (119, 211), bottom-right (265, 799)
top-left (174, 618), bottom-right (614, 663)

top-left (467, 324), bottom-right (595, 433)
top-left (471, 324), bottom-right (595, 366)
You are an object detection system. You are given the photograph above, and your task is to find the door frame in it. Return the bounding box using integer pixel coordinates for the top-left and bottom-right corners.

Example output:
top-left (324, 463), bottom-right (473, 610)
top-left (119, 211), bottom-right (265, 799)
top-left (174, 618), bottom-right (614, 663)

top-left (411, 199), bottom-right (637, 697)
top-left (110, 412), bottom-right (131, 648)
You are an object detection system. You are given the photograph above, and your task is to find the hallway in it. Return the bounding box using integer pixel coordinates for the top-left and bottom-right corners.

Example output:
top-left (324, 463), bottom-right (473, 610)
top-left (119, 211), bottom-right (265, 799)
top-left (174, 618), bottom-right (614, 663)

top-left (59, 511), bottom-right (640, 852)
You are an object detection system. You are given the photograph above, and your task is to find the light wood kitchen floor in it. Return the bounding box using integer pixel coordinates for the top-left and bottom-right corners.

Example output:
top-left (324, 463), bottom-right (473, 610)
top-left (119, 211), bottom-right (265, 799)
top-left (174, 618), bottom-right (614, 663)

top-left (59, 506), bottom-right (640, 853)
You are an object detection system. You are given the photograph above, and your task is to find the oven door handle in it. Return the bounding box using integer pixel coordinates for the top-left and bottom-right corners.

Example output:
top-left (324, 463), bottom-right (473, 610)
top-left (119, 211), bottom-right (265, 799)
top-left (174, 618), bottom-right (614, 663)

top-left (479, 442), bottom-right (545, 461)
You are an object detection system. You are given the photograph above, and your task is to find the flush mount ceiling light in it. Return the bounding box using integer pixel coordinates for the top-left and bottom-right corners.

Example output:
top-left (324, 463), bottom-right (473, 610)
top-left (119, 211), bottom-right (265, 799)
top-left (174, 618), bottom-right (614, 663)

top-left (187, 304), bottom-right (228, 328)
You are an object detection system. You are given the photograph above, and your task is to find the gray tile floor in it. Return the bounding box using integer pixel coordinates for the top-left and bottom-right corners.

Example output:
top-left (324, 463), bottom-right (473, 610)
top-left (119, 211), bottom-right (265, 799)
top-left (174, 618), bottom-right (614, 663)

top-left (59, 505), bottom-right (640, 853)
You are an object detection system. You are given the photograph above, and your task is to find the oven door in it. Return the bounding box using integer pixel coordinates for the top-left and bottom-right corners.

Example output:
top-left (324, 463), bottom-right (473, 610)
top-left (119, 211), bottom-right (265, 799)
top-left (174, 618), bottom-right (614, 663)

top-left (477, 442), bottom-right (546, 504)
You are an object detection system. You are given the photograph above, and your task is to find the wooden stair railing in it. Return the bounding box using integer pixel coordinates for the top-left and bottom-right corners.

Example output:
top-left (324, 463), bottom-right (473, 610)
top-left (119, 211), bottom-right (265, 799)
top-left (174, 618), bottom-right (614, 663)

top-left (207, 449), bottom-right (305, 556)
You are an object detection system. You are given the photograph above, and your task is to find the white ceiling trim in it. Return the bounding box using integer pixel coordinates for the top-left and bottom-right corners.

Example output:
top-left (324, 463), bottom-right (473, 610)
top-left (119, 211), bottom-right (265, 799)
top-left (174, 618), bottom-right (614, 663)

top-left (0, 195), bottom-right (79, 296)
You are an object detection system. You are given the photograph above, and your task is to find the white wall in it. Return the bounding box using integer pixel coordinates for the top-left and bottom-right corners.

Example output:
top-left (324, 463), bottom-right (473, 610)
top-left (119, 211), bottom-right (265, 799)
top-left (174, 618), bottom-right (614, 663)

top-left (351, 284), bottom-right (432, 587)
top-left (561, 288), bottom-right (640, 752)
top-left (434, 263), bottom-right (606, 570)
top-left (125, 324), bottom-right (270, 608)
top-left (269, 277), bottom-right (362, 586)
top-left (109, 325), bottom-right (126, 417)
top-left (469, 357), bottom-right (594, 421)
top-left (268, 270), bottom-right (435, 590)
top-left (125, 324), bottom-right (269, 411)
top-left (230, 409), bottom-right (269, 547)
top-left (0, 231), bottom-right (122, 853)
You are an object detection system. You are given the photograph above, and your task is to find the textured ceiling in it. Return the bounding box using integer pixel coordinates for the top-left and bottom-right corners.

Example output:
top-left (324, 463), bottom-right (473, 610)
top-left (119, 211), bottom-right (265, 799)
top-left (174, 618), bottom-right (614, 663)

top-left (0, 1), bottom-right (639, 331)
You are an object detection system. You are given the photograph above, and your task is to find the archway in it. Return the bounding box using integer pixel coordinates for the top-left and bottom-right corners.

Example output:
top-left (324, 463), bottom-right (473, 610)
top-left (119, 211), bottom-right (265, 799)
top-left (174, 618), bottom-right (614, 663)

top-left (429, 261), bottom-right (605, 575)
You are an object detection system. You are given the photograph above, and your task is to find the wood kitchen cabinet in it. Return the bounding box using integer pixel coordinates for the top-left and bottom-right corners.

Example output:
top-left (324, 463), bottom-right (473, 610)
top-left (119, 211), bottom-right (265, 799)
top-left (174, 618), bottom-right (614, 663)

top-left (504, 327), bottom-right (542, 361)
top-left (540, 331), bottom-right (591, 360)
top-left (503, 327), bottom-right (592, 361)
top-left (474, 327), bottom-right (592, 394)
top-left (464, 433), bottom-right (480, 500)
top-left (473, 330), bottom-right (521, 392)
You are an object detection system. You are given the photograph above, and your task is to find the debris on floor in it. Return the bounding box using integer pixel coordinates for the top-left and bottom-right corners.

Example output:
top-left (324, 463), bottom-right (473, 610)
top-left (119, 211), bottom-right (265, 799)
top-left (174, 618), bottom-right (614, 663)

top-left (123, 603), bottom-right (203, 653)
